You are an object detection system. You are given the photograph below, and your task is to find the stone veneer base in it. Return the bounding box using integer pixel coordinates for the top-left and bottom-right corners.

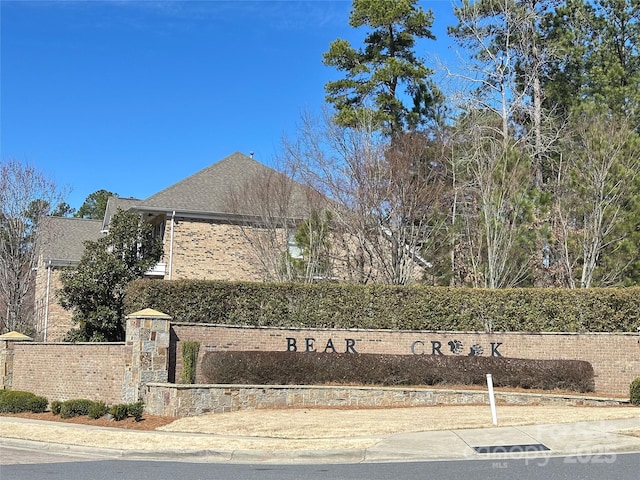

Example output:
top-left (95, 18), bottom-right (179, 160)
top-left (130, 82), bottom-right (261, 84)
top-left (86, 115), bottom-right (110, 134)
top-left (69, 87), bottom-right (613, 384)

top-left (144, 383), bottom-right (628, 417)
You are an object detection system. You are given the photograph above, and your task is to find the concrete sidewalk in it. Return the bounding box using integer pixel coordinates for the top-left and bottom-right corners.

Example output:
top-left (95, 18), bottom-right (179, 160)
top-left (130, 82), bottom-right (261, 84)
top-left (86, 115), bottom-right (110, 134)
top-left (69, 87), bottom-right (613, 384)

top-left (1, 416), bottom-right (640, 464)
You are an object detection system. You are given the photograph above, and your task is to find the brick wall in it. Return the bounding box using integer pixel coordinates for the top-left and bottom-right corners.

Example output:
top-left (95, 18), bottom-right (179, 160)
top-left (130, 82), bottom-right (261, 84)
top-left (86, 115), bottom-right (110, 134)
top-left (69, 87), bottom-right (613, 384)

top-left (10, 343), bottom-right (125, 404)
top-left (168, 219), bottom-right (263, 281)
top-left (3, 317), bottom-right (637, 415)
top-left (171, 323), bottom-right (640, 396)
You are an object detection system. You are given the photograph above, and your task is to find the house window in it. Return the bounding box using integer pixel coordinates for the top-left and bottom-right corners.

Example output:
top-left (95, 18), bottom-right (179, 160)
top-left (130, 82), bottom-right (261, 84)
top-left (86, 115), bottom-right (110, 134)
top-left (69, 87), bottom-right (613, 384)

top-left (288, 235), bottom-right (303, 259)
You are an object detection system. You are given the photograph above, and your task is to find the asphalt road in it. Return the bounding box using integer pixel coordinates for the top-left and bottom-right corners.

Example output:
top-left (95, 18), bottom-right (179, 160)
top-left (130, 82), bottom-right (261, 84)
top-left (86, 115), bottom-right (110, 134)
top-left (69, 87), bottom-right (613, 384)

top-left (2, 447), bottom-right (639, 480)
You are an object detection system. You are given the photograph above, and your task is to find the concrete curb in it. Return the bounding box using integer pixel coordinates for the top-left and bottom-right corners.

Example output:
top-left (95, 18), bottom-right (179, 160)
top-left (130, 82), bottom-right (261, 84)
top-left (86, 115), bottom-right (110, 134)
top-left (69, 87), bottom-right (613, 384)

top-left (0, 437), bottom-right (370, 464)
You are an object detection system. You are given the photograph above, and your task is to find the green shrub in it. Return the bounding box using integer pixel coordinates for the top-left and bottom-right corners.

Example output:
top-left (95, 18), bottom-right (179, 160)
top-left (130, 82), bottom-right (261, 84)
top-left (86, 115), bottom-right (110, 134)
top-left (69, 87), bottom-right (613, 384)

top-left (50, 400), bottom-right (63, 415)
top-left (630, 377), bottom-right (640, 406)
top-left (0, 390), bottom-right (49, 413)
top-left (59, 399), bottom-right (95, 419)
top-left (127, 401), bottom-right (144, 421)
top-left (88, 401), bottom-right (108, 419)
top-left (109, 403), bottom-right (129, 421)
top-left (201, 351), bottom-right (595, 393)
top-left (181, 341), bottom-right (200, 384)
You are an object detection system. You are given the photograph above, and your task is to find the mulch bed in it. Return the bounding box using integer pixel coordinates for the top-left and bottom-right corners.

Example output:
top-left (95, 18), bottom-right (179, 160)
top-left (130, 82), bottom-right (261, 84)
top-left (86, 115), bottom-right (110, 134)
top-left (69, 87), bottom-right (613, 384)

top-left (0, 411), bottom-right (176, 431)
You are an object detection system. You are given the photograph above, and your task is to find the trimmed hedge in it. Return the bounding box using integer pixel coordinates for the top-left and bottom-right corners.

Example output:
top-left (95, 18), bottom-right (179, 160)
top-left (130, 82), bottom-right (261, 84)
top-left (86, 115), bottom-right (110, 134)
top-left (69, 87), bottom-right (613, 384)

top-left (125, 280), bottom-right (640, 332)
top-left (201, 351), bottom-right (595, 393)
top-left (0, 390), bottom-right (48, 413)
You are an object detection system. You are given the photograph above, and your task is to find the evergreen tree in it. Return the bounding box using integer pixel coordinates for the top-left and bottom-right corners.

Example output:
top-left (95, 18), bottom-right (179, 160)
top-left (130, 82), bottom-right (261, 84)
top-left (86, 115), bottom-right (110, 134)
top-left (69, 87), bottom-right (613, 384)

top-left (323, 0), bottom-right (442, 135)
top-left (59, 209), bottom-right (163, 341)
top-left (292, 209), bottom-right (333, 281)
top-left (74, 189), bottom-right (116, 220)
top-left (542, 0), bottom-right (640, 121)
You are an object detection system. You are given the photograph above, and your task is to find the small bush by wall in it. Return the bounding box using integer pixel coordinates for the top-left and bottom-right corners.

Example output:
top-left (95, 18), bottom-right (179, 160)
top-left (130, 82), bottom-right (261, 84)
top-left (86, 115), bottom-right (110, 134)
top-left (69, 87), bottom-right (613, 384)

top-left (50, 400), bottom-right (62, 415)
top-left (109, 401), bottom-right (144, 421)
top-left (109, 403), bottom-right (129, 421)
top-left (201, 352), bottom-right (595, 393)
top-left (126, 280), bottom-right (640, 332)
top-left (59, 399), bottom-right (96, 419)
top-left (0, 390), bottom-right (48, 413)
top-left (180, 341), bottom-right (200, 384)
top-left (88, 401), bottom-right (108, 419)
top-left (631, 378), bottom-right (640, 405)
top-left (49, 398), bottom-right (145, 421)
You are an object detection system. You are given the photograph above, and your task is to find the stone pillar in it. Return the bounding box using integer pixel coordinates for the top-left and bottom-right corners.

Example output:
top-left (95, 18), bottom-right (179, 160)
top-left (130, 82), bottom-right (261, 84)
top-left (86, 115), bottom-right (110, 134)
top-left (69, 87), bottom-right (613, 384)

top-left (0, 332), bottom-right (34, 390)
top-left (122, 309), bottom-right (171, 403)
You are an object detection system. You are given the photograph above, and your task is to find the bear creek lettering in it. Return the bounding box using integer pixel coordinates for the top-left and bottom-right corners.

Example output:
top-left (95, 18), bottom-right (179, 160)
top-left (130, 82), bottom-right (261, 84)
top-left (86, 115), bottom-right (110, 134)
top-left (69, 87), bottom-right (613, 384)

top-left (284, 337), bottom-right (503, 357)
top-left (286, 337), bottom-right (357, 353)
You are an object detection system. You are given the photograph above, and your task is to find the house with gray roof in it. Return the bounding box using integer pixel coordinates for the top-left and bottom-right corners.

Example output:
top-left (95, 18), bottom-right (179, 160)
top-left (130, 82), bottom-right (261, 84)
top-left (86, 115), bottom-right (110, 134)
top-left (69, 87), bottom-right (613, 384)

top-left (34, 152), bottom-right (322, 341)
top-left (34, 151), bottom-right (430, 341)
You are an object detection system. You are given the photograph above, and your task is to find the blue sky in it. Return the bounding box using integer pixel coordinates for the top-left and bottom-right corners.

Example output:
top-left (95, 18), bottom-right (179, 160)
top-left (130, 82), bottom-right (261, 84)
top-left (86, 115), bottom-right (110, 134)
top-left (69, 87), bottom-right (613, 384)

top-left (1, 1), bottom-right (458, 211)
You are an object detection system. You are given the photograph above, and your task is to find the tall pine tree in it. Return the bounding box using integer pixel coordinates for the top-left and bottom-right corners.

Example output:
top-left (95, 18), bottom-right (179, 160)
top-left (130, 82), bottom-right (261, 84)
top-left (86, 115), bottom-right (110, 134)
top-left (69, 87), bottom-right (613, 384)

top-left (324, 0), bottom-right (442, 135)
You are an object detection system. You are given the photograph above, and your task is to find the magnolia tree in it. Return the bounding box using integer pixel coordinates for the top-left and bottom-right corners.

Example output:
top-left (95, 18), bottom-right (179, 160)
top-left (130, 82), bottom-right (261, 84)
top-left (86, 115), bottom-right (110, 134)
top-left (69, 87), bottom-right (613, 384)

top-left (58, 209), bottom-right (163, 341)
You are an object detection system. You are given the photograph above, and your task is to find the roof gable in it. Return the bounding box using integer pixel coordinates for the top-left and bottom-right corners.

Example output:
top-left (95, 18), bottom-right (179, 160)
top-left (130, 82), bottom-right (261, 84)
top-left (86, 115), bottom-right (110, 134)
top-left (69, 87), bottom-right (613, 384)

top-left (39, 217), bottom-right (104, 264)
top-left (137, 152), bottom-right (314, 218)
top-left (102, 196), bottom-right (142, 230)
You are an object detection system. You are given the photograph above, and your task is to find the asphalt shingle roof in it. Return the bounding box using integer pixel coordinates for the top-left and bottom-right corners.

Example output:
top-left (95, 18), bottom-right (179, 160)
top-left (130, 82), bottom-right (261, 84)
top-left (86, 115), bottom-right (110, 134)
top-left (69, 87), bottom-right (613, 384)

top-left (39, 217), bottom-right (104, 264)
top-left (102, 196), bottom-right (142, 230)
top-left (137, 151), bottom-right (313, 218)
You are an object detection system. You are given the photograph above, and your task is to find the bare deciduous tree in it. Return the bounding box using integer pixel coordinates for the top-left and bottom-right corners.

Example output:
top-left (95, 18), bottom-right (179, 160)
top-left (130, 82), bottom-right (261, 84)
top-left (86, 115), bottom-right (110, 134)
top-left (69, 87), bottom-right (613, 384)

top-left (283, 110), bottom-right (447, 285)
top-left (225, 161), bottom-right (329, 283)
top-left (446, 0), bottom-right (565, 288)
top-left (0, 160), bottom-right (64, 334)
top-left (451, 111), bottom-right (534, 288)
top-left (554, 112), bottom-right (640, 288)
top-left (448, 0), bottom-right (558, 184)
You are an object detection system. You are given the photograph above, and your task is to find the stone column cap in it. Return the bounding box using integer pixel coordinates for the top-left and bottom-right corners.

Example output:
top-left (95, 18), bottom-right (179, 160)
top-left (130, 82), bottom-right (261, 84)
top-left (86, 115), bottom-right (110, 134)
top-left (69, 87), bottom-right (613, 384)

top-left (0, 331), bottom-right (33, 341)
top-left (126, 308), bottom-right (172, 319)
